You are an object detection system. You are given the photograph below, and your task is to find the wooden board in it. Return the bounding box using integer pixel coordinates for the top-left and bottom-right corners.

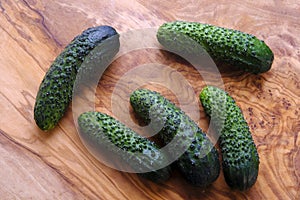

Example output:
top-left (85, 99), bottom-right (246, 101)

top-left (0, 0), bottom-right (299, 199)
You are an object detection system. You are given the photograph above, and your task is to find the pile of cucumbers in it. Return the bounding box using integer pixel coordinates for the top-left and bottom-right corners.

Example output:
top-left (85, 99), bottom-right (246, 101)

top-left (34, 21), bottom-right (274, 190)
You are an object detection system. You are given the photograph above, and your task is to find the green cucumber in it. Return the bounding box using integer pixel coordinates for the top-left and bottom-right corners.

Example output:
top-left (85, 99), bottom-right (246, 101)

top-left (34, 26), bottom-right (119, 130)
top-left (200, 86), bottom-right (259, 190)
top-left (157, 21), bottom-right (274, 74)
top-left (130, 89), bottom-right (220, 187)
top-left (78, 111), bottom-right (171, 183)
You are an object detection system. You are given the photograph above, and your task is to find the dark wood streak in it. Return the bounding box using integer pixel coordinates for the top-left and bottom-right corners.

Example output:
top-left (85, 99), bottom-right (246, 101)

top-left (0, 23), bottom-right (43, 70)
top-left (21, 0), bottom-right (63, 47)
top-left (0, 91), bottom-right (34, 125)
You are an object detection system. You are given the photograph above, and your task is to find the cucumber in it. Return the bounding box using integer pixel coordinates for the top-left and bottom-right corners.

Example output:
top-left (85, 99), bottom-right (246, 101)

top-left (157, 21), bottom-right (274, 74)
top-left (34, 26), bottom-right (119, 130)
top-left (200, 86), bottom-right (259, 190)
top-left (130, 89), bottom-right (220, 187)
top-left (77, 111), bottom-right (171, 183)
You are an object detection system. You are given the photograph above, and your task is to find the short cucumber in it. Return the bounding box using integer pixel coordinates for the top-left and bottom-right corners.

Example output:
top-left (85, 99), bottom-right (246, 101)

top-left (78, 111), bottom-right (171, 183)
top-left (130, 89), bottom-right (220, 187)
top-left (200, 86), bottom-right (259, 190)
top-left (157, 21), bottom-right (274, 74)
top-left (34, 26), bottom-right (119, 130)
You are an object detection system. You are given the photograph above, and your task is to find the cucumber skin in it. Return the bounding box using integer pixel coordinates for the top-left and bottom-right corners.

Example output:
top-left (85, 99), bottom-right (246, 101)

top-left (34, 26), bottom-right (119, 131)
top-left (157, 21), bottom-right (274, 74)
top-left (200, 86), bottom-right (259, 191)
top-left (130, 89), bottom-right (220, 187)
top-left (77, 111), bottom-right (171, 183)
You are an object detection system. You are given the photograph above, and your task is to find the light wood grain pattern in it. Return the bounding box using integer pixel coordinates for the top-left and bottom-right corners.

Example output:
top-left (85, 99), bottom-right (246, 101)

top-left (0, 0), bottom-right (299, 199)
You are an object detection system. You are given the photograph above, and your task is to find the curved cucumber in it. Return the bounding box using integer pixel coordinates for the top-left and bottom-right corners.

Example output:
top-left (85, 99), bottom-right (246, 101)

top-left (34, 26), bottom-right (119, 130)
top-left (200, 86), bottom-right (259, 191)
top-left (157, 21), bottom-right (274, 74)
top-left (78, 111), bottom-right (171, 183)
top-left (130, 89), bottom-right (220, 187)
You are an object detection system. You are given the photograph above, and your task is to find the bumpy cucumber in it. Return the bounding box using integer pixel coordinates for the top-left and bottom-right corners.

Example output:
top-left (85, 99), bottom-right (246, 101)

top-left (130, 89), bottom-right (220, 187)
top-left (34, 26), bottom-right (119, 130)
top-left (78, 111), bottom-right (171, 183)
top-left (200, 86), bottom-right (259, 190)
top-left (157, 21), bottom-right (274, 74)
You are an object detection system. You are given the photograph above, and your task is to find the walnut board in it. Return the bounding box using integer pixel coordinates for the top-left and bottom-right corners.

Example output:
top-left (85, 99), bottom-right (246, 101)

top-left (0, 0), bottom-right (299, 199)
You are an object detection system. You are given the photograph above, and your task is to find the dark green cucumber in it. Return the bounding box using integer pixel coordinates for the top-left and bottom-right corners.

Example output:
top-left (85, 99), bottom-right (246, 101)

top-left (34, 26), bottom-right (119, 130)
top-left (157, 21), bottom-right (274, 74)
top-left (130, 89), bottom-right (220, 187)
top-left (77, 111), bottom-right (171, 183)
top-left (200, 86), bottom-right (259, 191)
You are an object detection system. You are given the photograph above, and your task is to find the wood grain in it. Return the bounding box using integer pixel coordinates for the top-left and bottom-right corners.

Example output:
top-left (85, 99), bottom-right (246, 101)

top-left (0, 0), bottom-right (299, 199)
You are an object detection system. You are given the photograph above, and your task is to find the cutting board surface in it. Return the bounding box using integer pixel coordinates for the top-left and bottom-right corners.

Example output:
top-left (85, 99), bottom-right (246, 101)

top-left (0, 0), bottom-right (299, 199)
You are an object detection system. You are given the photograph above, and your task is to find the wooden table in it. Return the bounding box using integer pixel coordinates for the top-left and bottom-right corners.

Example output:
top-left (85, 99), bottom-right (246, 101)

top-left (1, 0), bottom-right (299, 199)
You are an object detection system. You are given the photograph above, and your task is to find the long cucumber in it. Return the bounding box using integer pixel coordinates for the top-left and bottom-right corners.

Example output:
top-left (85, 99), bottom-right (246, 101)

top-left (130, 89), bottom-right (220, 187)
top-left (78, 111), bottom-right (171, 183)
top-left (200, 86), bottom-right (259, 190)
top-left (157, 21), bottom-right (274, 74)
top-left (34, 26), bottom-right (119, 130)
